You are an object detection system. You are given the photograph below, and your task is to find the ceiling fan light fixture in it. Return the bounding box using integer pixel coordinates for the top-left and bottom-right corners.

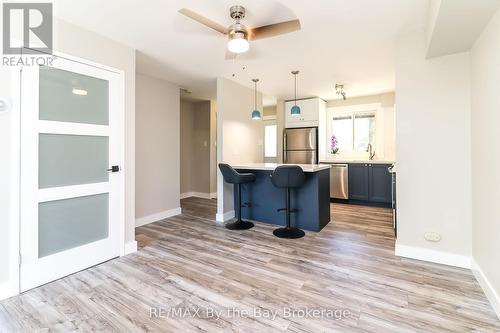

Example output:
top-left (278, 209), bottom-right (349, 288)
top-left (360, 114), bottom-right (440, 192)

top-left (227, 31), bottom-right (249, 53)
top-left (179, 6), bottom-right (301, 60)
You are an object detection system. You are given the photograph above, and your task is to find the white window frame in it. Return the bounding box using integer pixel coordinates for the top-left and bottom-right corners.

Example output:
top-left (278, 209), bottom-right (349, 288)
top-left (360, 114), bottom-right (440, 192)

top-left (263, 116), bottom-right (278, 162)
top-left (326, 103), bottom-right (381, 159)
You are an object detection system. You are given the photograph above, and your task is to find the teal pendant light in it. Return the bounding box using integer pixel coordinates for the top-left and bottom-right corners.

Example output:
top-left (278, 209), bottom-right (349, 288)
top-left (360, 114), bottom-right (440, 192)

top-left (251, 78), bottom-right (261, 120)
top-left (291, 70), bottom-right (301, 116)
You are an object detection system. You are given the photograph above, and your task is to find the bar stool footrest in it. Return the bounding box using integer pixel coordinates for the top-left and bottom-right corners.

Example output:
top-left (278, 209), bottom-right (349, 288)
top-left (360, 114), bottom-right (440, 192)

top-left (225, 220), bottom-right (254, 230)
top-left (273, 227), bottom-right (305, 239)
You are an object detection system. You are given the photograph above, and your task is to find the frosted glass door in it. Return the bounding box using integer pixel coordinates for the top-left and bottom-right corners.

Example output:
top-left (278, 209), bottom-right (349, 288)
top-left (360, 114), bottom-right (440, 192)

top-left (20, 54), bottom-right (123, 292)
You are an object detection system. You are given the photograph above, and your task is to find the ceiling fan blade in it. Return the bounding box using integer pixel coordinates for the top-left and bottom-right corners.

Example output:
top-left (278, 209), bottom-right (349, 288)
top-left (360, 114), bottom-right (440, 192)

top-left (249, 19), bottom-right (301, 40)
top-left (178, 8), bottom-right (227, 35)
top-left (225, 50), bottom-right (238, 60)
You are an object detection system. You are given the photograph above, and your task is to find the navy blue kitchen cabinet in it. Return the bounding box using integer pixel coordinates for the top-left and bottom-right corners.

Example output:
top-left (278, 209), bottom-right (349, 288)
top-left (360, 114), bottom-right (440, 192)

top-left (369, 164), bottom-right (392, 203)
top-left (348, 163), bottom-right (392, 205)
top-left (348, 163), bottom-right (369, 201)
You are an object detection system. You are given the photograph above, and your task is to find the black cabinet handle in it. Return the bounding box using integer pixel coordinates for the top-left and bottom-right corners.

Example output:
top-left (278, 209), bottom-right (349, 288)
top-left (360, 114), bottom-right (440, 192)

top-left (108, 165), bottom-right (120, 173)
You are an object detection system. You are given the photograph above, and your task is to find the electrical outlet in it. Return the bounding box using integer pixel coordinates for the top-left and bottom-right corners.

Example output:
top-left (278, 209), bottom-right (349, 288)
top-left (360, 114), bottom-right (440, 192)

top-left (424, 232), bottom-right (441, 242)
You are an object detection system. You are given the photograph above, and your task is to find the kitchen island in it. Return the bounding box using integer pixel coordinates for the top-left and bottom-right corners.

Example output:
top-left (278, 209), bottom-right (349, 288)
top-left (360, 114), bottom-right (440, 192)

top-left (231, 163), bottom-right (331, 232)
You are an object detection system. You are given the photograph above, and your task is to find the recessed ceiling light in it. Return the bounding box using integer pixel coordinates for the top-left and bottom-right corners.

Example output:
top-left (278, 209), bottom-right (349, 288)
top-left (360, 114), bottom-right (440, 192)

top-left (72, 88), bottom-right (88, 96)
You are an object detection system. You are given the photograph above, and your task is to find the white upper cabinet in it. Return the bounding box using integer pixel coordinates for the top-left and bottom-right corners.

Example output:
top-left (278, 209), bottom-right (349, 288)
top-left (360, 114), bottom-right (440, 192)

top-left (285, 97), bottom-right (325, 128)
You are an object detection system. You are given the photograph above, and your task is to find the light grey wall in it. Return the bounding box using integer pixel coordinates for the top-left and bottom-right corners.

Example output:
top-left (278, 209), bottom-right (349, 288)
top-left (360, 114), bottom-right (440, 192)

top-left (395, 30), bottom-right (472, 258)
top-left (136, 73), bottom-right (180, 220)
top-left (180, 101), bottom-right (194, 194)
top-left (180, 100), bottom-right (211, 195)
top-left (471, 7), bottom-right (500, 314)
top-left (193, 101), bottom-right (211, 194)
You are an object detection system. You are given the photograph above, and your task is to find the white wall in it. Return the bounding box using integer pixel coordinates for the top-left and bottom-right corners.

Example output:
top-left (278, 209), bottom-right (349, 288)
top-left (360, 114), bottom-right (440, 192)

top-left (0, 67), bottom-right (19, 300)
top-left (383, 105), bottom-right (396, 161)
top-left (209, 100), bottom-right (217, 195)
top-left (0, 19), bottom-right (136, 300)
top-left (135, 73), bottom-right (180, 225)
top-left (470, 7), bottom-right (500, 317)
top-left (395, 30), bottom-right (472, 266)
top-left (216, 78), bottom-right (263, 220)
top-left (276, 99), bottom-right (285, 163)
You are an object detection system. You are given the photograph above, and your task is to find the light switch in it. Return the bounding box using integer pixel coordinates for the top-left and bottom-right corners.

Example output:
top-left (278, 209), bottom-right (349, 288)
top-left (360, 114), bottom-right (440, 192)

top-left (203, 140), bottom-right (208, 147)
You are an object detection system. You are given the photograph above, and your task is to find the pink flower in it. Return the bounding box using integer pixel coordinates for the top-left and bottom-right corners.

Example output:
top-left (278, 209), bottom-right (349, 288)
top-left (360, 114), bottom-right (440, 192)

top-left (330, 135), bottom-right (339, 154)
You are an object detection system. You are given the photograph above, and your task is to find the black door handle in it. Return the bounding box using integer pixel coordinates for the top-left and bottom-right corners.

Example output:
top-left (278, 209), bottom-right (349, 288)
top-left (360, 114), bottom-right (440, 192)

top-left (108, 165), bottom-right (120, 173)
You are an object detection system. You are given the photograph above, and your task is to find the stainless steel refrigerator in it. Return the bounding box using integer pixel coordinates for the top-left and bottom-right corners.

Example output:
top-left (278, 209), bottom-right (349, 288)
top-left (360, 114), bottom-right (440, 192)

top-left (283, 127), bottom-right (318, 164)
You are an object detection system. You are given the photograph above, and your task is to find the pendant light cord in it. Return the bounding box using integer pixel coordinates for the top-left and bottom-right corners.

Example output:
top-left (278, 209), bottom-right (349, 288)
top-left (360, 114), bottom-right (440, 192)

top-left (294, 73), bottom-right (297, 106)
top-left (254, 80), bottom-right (257, 109)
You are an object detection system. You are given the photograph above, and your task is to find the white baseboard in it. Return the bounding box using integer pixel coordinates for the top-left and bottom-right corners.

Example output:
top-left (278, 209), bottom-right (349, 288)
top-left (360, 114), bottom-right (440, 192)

top-left (180, 192), bottom-right (215, 200)
top-left (135, 207), bottom-right (182, 227)
top-left (0, 281), bottom-right (18, 301)
top-left (472, 258), bottom-right (500, 320)
top-left (395, 243), bottom-right (471, 269)
top-left (123, 240), bottom-right (138, 255)
top-left (216, 210), bottom-right (235, 223)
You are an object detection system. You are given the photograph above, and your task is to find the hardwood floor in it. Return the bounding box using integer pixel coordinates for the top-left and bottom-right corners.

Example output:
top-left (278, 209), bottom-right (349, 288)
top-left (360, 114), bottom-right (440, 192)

top-left (1, 197), bottom-right (499, 332)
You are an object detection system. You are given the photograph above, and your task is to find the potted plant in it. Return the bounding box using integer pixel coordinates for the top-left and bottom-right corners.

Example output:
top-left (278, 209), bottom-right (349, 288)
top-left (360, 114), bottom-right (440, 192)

top-left (330, 134), bottom-right (339, 155)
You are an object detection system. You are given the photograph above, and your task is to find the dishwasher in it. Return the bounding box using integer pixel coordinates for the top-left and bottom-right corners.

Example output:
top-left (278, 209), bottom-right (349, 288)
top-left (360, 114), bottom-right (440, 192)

top-left (329, 164), bottom-right (349, 199)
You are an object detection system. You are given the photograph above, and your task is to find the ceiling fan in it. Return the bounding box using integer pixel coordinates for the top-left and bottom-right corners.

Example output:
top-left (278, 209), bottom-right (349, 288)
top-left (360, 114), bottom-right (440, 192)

top-left (179, 5), bottom-right (301, 60)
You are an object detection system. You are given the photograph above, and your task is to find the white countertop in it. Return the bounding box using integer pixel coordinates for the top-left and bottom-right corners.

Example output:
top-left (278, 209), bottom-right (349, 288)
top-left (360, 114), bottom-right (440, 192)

top-left (320, 159), bottom-right (395, 165)
top-left (231, 163), bottom-right (331, 173)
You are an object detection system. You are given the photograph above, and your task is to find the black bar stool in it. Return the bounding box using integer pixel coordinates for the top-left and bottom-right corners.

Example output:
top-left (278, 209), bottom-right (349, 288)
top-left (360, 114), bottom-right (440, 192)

top-left (218, 163), bottom-right (256, 230)
top-left (270, 165), bottom-right (306, 239)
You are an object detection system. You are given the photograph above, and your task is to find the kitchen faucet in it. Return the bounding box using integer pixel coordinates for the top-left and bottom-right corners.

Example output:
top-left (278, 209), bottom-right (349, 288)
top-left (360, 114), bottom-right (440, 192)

top-left (366, 143), bottom-right (375, 160)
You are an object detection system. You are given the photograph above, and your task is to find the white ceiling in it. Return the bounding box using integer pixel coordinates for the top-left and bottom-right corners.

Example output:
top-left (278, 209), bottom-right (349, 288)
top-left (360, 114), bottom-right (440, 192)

top-left (54, 0), bottom-right (429, 104)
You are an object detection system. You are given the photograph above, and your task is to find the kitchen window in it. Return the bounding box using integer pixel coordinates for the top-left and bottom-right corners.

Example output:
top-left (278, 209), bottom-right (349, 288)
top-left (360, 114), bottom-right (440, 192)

top-left (264, 124), bottom-right (277, 158)
top-left (329, 110), bottom-right (376, 153)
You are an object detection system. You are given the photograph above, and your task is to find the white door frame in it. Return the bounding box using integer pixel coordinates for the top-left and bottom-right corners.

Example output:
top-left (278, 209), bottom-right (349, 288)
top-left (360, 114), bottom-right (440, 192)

top-left (0, 67), bottom-right (21, 301)
top-left (17, 50), bottom-right (126, 292)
